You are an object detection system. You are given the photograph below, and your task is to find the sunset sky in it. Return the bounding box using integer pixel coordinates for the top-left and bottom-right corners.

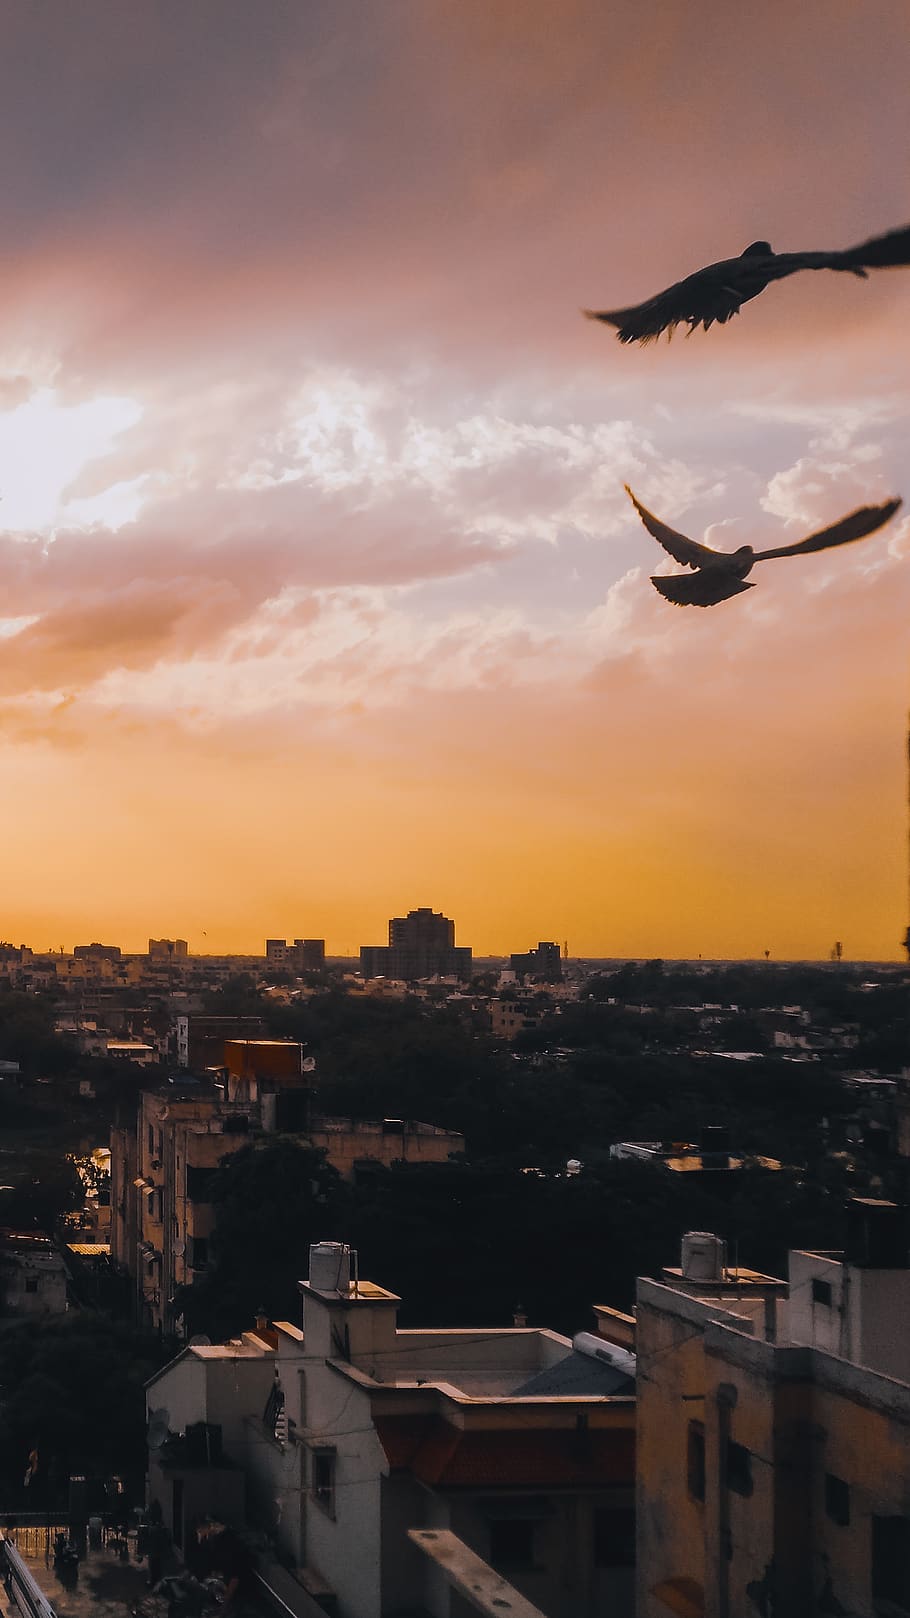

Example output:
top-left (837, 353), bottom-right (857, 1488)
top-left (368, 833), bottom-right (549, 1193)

top-left (2, 0), bottom-right (910, 959)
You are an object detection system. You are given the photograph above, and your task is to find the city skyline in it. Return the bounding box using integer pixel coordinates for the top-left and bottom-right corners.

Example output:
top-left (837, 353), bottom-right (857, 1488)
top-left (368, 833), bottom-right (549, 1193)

top-left (1, 4), bottom-right (909, 959)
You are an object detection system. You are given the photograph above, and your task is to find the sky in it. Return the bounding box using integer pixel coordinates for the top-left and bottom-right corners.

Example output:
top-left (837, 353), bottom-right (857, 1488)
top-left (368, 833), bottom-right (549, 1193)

top-left (2, 0), bottom-right (910, 960)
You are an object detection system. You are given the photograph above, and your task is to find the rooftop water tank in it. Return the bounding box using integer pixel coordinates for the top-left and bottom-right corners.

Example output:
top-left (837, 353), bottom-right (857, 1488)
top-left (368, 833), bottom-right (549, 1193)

top-left (308, 1241), bottom-right (352, 1294)
top-left (681, 1231), bottom-right (727, 1281)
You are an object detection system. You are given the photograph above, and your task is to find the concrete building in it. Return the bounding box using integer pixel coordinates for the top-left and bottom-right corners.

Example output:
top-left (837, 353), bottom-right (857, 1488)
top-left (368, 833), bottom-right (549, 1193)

top-left (490, 999), bottom-right (551, 1040)
top-left (174, 1012), bottom-right (268, 1070)
top-left (0, 1230), bottom-right (68, 1316)
top-left (266, 938), bottom-right (327, 973)
top-left (509, 943), bottom-right (563, 984)
top-left (146, 1243), bottom-right (637, 1618)
top-left (361, 908), bottom-right (473, 983)
top-left (73, 941), bottom-right (122, 961)
top-left (610, 1128), bottom-right (782, 1180)
top-left (149, 938), bottom-right (189, 960)
top-left (306, 1116), bottom-right (464, 1180)
top-left (635, 1204), bottom-right (910, 1618)
top-left (113, 1048), bottom-right (311, 1333)
top-left (111, 1059), bottom-right (464, 1335)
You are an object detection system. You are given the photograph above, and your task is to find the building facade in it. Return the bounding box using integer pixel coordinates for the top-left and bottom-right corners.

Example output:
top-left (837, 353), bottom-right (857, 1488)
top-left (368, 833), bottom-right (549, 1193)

top-left (146, 1245), bottom-right (637, 1618)
top-left (266, 939), bottom-right (327, 973)
top-left (636, 1206), bottom-right (910, 1618)
top-left (111, 1057), bottom-right (464, 1335)
top-left (509, 942), bottom-right (563, 983)
top-left (360, 908), bottom-right (472, 982)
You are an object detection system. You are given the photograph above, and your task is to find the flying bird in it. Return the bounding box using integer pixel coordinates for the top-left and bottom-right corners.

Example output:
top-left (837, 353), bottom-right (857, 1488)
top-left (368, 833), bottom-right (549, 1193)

top-left (625, 485), bottom-right (902, 607)
top-left (585, 223), bottom-right (910, 343)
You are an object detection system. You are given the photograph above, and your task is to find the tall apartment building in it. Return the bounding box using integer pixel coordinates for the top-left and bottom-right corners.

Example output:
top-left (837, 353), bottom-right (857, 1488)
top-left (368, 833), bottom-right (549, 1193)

top-left (146, 1243), bottom-right (637, 1618)
top-left (360, 907), bottom-right (472, 982)
top-left (635, 1203), bottom-right (910, 1618)
top-left (73, 942), bottom-right (122, 961)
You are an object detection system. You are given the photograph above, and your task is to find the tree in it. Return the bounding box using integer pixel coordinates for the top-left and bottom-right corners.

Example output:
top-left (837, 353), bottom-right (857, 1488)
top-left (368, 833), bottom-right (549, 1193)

top-left (178, 1139), bottom-right (346, 1339)
top-left (0, 1316), bottom-right (168, 1505)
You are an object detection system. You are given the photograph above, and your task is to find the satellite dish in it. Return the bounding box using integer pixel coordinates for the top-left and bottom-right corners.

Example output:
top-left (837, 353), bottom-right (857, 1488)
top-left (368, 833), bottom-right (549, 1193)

top-left (189, 1334), bottom-right (212, 1347)
top-left (157, 1106), bottom-right (170, 1120)
top-left (147, 1408), bottom-right (171, 1451)
top-left (173, 1240), bottom-right (186, 1257)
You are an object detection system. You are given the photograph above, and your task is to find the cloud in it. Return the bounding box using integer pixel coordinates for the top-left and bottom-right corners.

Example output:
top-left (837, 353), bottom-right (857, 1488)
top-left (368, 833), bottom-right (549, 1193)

top-left (0, 2), bottom-right (908, 955)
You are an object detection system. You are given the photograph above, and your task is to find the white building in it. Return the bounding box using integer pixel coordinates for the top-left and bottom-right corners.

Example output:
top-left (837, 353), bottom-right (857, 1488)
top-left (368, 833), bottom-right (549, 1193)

top-left (146, 1244), bottom-right (637, 1618)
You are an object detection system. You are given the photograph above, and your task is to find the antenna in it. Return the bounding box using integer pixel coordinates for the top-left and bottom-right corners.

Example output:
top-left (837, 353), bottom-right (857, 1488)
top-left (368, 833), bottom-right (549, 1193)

top-left (563, 940), bottom-right (569, 960)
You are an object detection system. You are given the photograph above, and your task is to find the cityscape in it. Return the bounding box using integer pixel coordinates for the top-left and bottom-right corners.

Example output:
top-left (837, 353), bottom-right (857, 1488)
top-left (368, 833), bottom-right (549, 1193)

top-left (2, 4), bottom-right (910, 1618)
top-left (2, 900), bottom-right (910, 1617)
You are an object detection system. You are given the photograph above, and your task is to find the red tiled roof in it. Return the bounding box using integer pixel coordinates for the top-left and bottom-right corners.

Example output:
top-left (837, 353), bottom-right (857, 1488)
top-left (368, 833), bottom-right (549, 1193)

top-left (374, 1415), bottom-right (634, 1487)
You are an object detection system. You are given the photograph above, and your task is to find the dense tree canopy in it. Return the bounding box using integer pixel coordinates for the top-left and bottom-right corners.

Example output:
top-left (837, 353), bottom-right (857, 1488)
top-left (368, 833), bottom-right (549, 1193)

top-left (0, 1316), bottom-right (169, 1505)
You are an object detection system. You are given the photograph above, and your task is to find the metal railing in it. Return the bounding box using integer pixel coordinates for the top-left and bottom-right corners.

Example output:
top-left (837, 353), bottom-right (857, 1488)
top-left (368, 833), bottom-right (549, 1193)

top-left (0, 1534), bottom-right (60, 1618)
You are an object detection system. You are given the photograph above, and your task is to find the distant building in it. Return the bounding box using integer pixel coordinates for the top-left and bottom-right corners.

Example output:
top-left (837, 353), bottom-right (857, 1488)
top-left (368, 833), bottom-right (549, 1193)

top-left (609, 1127), bottom-right (781, 1179)
top-left (510, 941), bottom-right (563, 983)
top-left (360, 907), bottom-right (472, 982)
top-left (146, 1243), bottom-right (637, 1618)
top-left (174, 1012), bottom-right (268, 1070)
top-left (0, 1231), bottom-right (68, 1316)
top-left (148, 938), bottom-right (189, 960)
top-left (73, 942), bottom-right (122, 961)
top-left (635, 1203), bottom-right (910, 1618)
top-left (265, 938), bottom-right (326, 973)
top-left (55, 955), bottom-right (116, 982)
top-left (490, 997), bottom-right (551, 1040)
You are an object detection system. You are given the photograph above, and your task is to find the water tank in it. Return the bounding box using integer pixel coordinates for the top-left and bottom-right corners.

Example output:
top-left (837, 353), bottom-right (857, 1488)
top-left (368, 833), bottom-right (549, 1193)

top-left (308, 1241), bottom-right (352, 1293)
top-left (681, 1231), bottom-right (727, 1281)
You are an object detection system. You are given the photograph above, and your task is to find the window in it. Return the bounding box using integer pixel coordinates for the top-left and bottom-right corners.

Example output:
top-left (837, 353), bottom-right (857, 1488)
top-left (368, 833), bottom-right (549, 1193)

top-left (311, 1449), bottom-right (336, 1515)
top-left (812, 1277), bottom-right (833, 1306)
top-left (147, 1123), bottom-right (155, 1154)
top-left (825, 1473), bottom-right (850, 1528)
top-left (873, 1516), bottom-right (910, 1612)
top-left (186, 1166), bottom-right (216, 1203)
top-left (25, 1276), bottom-right (39, 1294)
top-left (725, 1440), bottom-right (753, 1497)
top-left (490, 1519), bottom-right (536, 1569)
top-left (189, 1235), bottom-right (208, 1272)
top-left (687, 1421), bottom-right (706, 1502)
top-left (594, 1506), bottom-right (635, 1568)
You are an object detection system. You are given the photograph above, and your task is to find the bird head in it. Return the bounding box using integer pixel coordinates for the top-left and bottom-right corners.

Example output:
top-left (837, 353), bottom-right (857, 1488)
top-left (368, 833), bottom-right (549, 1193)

top-left (740, 241), bottom-right (773, 257)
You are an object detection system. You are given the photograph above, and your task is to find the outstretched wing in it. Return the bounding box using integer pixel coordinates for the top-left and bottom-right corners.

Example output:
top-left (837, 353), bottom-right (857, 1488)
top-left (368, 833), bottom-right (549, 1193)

top-left (585, 264), bottom-right (747, 344)
top-left (753, 498), bottom-right (902, 562)
top-left (651, 573), bottom-right (756, 608)
top-left (625, 485), bottom-right (719, 568)
top-left (835, 223), bottom-right (910, 271)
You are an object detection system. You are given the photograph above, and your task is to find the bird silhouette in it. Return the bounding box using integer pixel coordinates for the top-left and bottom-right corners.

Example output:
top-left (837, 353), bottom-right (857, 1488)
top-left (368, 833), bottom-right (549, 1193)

top-left (585, 223), bottom-right (910, 343)
top-left (625, 485), bottom-right (903, 607)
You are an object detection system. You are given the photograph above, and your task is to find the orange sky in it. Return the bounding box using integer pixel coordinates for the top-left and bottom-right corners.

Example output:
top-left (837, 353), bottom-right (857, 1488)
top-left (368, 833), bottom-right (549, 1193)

top-left (1, 0), bottom-right (910, 959)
